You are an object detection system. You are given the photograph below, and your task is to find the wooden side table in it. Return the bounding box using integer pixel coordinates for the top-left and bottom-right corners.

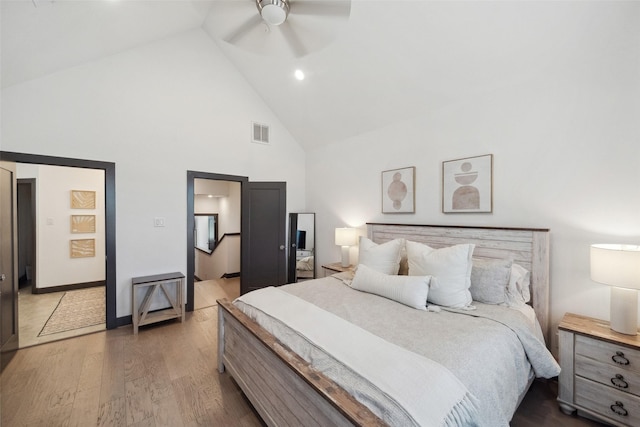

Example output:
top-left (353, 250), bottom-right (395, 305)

top-left (321, 262), bottom-right (355, 277)
top-left (558, 312), bottom-right (640, 426)
top-left (132, 272), bottom-right (185, 334)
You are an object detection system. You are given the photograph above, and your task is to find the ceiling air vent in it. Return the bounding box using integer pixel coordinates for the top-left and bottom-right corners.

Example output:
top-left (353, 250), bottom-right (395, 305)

top-left (252, 122), bottom-right (269, 144)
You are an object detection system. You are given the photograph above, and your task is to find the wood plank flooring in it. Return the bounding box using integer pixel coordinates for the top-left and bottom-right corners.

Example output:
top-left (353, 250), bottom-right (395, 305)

top-left (2, 277), bottom-right (607, 426)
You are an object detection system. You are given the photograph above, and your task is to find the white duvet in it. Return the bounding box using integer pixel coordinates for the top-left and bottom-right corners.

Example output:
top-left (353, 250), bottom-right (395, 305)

top-left (237, 287), bottom-right (478, 426)
top-left (234, 276), bottom-right (560, 426)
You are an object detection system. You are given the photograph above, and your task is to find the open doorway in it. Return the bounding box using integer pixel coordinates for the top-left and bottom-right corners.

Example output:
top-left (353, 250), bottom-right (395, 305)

top-left (16, 164), bottom-right (107, 347)
top-left (187, 171), bottom-right (247, 311)
top-left (0, 151), bottom-right (117, 349)
top-left (186, 171), bottom-right (287, 311)
top-left (192, 178), bottom-right (241, 310)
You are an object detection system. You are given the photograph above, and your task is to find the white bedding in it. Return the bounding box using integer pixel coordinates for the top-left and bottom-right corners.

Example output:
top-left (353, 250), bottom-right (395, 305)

top-left (234, 275), bottom-right (560, 426)
top-left (237, 287), bottom-right (477, 426)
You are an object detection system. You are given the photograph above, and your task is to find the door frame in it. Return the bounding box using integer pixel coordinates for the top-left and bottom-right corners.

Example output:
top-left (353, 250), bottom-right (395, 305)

top-left (17, 178), bottom-right (37, 288)
top-left (0, 151), bottom-right (117, 329)
top-left (186, 171), bottom-right (247, 312)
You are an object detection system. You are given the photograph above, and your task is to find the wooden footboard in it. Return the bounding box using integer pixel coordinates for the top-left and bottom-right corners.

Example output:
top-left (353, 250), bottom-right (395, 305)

top-left (217, 298), bottom-right (386, 427)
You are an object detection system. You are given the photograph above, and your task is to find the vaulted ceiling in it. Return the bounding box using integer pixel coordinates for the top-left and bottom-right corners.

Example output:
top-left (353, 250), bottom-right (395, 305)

top-left (2, 0), bottom-right (635, 150)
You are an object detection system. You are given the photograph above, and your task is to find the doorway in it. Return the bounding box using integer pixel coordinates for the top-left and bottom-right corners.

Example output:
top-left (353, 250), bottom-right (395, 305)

top-left (186, 171), bottom-right (287, 311)
top-left (0, 152), bottom-right (117, 342)
top-left (192, 179), bottom-right (241, 310)
top-left (187, 172), bottom-right (247, 311)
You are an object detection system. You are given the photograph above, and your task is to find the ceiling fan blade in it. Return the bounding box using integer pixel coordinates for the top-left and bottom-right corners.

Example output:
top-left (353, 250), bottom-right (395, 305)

top-left (289, 1), bottom-right (351, 17)
top-left (279, 21), bottom-right (307, 57)
top-left (224, 14), bottom-right (263, 44)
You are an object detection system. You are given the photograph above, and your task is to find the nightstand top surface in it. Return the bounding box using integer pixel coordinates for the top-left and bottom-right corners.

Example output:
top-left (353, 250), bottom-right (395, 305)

top-left (322, 262), bottom-right (355, 273)
top-left (559, 312), bottom-right (640, 349)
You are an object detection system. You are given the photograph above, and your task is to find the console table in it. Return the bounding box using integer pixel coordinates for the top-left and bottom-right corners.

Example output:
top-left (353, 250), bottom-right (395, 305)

top-left (132, 272), bottom-right (185, 334)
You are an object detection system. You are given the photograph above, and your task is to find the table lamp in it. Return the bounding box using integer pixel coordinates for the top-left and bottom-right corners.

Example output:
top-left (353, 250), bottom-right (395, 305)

top-left (590, 244), bottom-right (640, 335)
top-left (335, 227), bottom-right (357, 267)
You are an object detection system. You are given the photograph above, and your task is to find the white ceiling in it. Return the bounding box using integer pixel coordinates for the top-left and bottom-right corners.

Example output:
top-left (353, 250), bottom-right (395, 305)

top-left (2, 0), bottom-right (636, 150)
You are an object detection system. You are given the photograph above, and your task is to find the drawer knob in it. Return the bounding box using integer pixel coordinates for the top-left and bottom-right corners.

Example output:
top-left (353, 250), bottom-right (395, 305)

top-left (611, 374), bottom-right (629, 389)
top-left (612, 351), bottom-right (630, 366)
top-left (610, 401), bottom-right (628, 417)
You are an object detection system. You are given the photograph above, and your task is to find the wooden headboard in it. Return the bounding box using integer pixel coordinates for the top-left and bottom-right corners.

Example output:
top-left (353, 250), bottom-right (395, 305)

top-left (367, 223), bottom-right (551, 345)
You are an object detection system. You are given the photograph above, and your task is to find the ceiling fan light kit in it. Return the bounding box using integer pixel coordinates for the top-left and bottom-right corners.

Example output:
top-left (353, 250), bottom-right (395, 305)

top-left (257, 0), bottom-right (290, 26)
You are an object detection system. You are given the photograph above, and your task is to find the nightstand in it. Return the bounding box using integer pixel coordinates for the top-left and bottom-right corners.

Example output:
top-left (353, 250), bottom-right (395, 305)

top-left (558, 312), bottom-right (640, 426)
top-left (321, 262), bottom-right (354, 277)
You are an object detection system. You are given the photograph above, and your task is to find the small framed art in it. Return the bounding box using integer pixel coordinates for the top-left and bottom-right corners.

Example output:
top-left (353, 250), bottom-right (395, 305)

top-left (71, 215), bottom-right (96, 233)
top-left (442, 154), bottom-right (493, 213)
top-left (70, 239), bottom-right (96, 258)
top-left (71, 190), bottom-right (96, 209)
top-left (382, 166), bottom-right (415, 213)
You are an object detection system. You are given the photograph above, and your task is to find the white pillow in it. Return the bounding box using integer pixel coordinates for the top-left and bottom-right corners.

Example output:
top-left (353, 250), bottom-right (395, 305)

top-left (509, 263), bottom-right (531, 303)
top-left (350, 263), bottom-right (430, 310)
top-left (358, 237), bottom-right (404, 275)
top-left (406, 241), bottom-right (475, 308)
top-left (469, 258), bottom-right (513, 304)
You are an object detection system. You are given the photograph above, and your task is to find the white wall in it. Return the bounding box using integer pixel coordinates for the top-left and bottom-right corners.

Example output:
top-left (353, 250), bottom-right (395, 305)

top-left (16, 164), bottom-right (106, 289)
top-left (307, 11), bottom-right (640, 355)
top-left (2, 29), bottom-right (306, 317)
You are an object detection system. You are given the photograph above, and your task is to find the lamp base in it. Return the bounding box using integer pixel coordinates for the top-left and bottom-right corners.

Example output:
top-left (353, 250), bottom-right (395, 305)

top-left (341, 246), bottom-right (350, 268)
top-left (610, 287), bottom-right (639, 335)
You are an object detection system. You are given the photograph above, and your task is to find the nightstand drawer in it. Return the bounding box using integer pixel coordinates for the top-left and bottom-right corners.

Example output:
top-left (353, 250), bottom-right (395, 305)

top-left (576, 354), bottom-right (640, 397)
top-left (576, 334), bottom-right (640, 375)
top-left (575, 376), bottom-right (640, 426)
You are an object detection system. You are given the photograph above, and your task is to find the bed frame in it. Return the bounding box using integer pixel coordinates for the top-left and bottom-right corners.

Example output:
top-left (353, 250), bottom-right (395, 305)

top-left (217, 223), bottom-right (550, 427)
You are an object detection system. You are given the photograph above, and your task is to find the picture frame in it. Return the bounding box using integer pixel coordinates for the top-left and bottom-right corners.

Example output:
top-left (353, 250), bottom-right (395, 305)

top-left (71, 190), bottom-right (96, 209)
top-left (442, 154), bottom-right (493, 213)
top-left (70, 239), bottom-right (95, 258)
top-left (71, 215), bottom-right (96, 233)
top-left (381, 166), bottom-right (415, 214)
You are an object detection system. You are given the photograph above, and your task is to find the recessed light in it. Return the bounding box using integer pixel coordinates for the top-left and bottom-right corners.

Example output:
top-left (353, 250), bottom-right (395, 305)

top-left (294, 69), bottom-right (305, 81)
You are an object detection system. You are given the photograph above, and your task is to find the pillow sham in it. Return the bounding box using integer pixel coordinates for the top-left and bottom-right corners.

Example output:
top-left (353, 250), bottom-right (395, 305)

top-left (469, 258), bottom-right (513, 304)
top-left (406, 241), bottom-right (475, 308)
top-left (509, 263), bottom-right (531, 303)
top-left (358, 237), bottom-right (404, 275)
top-left (350, 263), bottom-right (430, 310)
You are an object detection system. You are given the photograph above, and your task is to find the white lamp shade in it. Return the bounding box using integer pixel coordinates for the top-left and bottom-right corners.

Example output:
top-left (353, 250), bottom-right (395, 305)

top-left (590, 244), bottom-right (640, 290)
top-left (335, 227), bottom-right (357, 247)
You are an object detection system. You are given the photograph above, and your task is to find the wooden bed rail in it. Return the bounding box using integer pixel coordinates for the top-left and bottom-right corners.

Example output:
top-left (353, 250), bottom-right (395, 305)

top-left (217, 298), bottom-right (387, 427)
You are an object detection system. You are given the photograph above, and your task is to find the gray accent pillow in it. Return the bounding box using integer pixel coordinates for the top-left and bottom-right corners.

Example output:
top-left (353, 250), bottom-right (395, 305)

top-left (469, 258), bottom-right (513, 304)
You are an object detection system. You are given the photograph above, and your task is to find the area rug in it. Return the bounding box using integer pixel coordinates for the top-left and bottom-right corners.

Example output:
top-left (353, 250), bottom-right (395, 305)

top-left (38, 287), bottom-right (105, 336)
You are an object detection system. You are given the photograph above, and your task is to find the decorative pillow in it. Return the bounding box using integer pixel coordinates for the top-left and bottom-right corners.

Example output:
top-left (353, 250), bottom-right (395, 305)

top-left (509, 263), bottom-right (531, 303)
top-left (350, 263), bottom-right (430, 310)
top-left (358, 237), bottom-right (404, 275)
top-left (469, 258), bottom-right (513, 304)
top-left (406, 241), bottom-right (475, 308)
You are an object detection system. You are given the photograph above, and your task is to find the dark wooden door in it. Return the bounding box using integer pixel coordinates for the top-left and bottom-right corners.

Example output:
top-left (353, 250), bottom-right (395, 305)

top-left (0, 161), bottom-right (19, 353)
top-left (241, 182), bottom-right (287, 294)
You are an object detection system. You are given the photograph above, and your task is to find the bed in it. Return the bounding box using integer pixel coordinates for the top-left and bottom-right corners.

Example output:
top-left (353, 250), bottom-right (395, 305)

top-left (217, 223), bottom-right (560, 426)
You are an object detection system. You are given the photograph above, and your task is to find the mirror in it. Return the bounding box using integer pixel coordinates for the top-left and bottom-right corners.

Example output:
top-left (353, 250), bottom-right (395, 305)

top-left (288, 213), bottom-right (315, 283)
top-left (194, 213), bottom-right (219, 254)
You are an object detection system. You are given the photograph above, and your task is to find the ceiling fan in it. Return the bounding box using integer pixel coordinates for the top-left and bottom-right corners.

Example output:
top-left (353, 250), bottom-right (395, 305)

top-left (206, 0), bottom-right (351, 58)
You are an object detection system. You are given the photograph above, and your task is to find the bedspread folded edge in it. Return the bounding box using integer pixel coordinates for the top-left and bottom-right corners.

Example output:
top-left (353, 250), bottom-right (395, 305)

top-left (236, 286), bottom-right (479, 427)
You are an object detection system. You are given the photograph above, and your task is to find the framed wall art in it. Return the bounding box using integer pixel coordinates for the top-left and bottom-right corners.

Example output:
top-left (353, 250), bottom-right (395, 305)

top-left (382, 166), bottom-right (415, 214)
top-left (442, 154), bottom-right (493, 213)
top-left (71, 215), bottom-right (96, 233)
top-left (70, 239), bottom-right (96, 258)
top-left (71, 190), bottom-right (96, 209)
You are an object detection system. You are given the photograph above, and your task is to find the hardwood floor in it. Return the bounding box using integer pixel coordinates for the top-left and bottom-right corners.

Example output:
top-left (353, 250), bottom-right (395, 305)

top-left (2, 278), bottom-right (607, 426)
top-left (2, 306), bottom-right (263, 427)
top-left (194, 278), bottom-right (240, 310)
